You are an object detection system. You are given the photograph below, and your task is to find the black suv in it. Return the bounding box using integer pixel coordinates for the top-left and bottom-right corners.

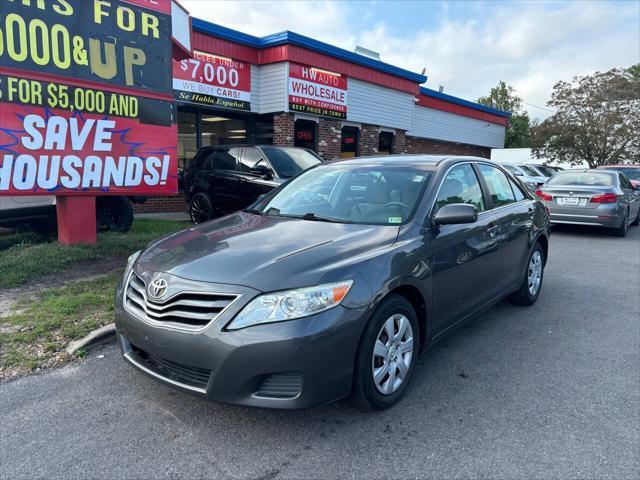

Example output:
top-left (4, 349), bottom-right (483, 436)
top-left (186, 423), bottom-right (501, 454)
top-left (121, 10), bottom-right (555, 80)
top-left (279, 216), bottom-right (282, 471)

top-left (184, 145), bottom-right (322, 223)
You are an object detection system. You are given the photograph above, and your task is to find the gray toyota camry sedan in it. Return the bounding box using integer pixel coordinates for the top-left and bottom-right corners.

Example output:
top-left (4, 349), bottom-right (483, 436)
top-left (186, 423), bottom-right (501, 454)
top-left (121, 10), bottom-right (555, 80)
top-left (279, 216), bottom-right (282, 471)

top-left (115, 156), bottom-right (551, 410)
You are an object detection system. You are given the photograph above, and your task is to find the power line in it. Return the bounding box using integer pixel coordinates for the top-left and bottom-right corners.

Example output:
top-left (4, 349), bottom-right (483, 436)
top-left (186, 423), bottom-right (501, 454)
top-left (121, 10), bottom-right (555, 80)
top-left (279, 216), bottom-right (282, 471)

top-left (523, 101), bottom-right (556, 113)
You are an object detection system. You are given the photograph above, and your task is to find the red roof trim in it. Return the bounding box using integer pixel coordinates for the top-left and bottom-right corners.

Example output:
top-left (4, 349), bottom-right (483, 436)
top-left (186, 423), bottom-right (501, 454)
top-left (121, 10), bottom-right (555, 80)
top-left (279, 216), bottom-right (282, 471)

top-left (192, 31), bottom-right (417, 94)
top-left (417, 95), bottom-right (509, 126)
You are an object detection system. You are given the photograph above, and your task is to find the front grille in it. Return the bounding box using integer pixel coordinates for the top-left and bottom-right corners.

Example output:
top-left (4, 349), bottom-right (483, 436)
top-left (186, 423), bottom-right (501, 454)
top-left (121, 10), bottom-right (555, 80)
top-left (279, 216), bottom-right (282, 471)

top-left (130, 343), bottom-right (211, 390)
top-left (255, 373), bottom-right (303, 399)
top-left (124, 272), bottom-right (238, 330)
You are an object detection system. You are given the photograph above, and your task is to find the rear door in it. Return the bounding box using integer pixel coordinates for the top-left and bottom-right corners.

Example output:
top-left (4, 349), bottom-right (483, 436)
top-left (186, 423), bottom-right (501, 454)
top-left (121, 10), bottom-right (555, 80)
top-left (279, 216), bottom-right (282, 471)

top-left (211, 147), bottom-right (243, 213)
top-left (476, 163), bottom-right (534, 294)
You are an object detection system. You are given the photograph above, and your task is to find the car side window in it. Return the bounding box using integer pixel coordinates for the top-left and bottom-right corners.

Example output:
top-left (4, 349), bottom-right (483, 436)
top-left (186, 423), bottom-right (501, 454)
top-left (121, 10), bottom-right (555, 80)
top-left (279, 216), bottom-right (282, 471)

top-left (478, 164), bottom-right (517, 208)
top-left (201, 150), bottom-right (216, 171)
top-left (241, 148), bottom-right (265, 172)
top-left (508, 177), bottom-right (526, 201)
top-left (619, 173), bottom-right (632, 190)
top-left (213, 148), bottom-right (241, 171)
top-left (436, 164), bottom-right (485, 211)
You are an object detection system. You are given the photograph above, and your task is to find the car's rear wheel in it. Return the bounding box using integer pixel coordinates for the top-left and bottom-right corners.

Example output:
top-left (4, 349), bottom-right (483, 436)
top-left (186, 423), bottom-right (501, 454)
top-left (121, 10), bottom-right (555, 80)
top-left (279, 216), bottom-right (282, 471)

top-left (510, 243), bottom-right (545, 306)
top-left (190, 192), bottom-right (213, 224)
top-left (611, 210), bottom-right (628, 237)
top-left (96, 196), bottom-right (134, 232)
top-left (352, 294), bottom-right (419, 410)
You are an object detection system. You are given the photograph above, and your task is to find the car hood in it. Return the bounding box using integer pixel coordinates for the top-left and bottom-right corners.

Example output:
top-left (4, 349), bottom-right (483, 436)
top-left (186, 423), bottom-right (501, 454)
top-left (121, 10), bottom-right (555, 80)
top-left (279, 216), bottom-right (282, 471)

top-left (136, 212), bottom-right (399, 292)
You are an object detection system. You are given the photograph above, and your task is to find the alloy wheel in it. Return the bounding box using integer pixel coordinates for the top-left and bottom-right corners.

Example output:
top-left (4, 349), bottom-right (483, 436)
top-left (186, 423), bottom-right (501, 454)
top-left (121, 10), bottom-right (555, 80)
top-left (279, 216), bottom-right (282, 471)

top-left (190, 197), bottom-right (210, 223)
top-left (371, 314), bottom-right (414, 395)
top-left (528, 251), bottom-right (543, 296)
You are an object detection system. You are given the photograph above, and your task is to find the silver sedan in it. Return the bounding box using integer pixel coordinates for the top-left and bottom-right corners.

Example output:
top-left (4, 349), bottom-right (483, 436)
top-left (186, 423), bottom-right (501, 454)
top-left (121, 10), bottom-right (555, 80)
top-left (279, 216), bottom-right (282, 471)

top-left (536, 169), bottom-right (640, 237)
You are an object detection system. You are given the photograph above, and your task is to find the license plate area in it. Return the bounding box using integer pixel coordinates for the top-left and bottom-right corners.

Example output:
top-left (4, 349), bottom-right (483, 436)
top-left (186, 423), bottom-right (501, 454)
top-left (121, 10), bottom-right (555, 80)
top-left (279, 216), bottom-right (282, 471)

top-left (556, 197), bottom-right (586, 206)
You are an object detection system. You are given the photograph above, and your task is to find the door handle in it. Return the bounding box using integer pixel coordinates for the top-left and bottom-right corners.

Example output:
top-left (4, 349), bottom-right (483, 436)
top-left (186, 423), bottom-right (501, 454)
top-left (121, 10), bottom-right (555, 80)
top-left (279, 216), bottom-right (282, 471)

top-left (487, 224), bottom-right (499, 238)
top-left (528, 207), bottom-right (535, 219)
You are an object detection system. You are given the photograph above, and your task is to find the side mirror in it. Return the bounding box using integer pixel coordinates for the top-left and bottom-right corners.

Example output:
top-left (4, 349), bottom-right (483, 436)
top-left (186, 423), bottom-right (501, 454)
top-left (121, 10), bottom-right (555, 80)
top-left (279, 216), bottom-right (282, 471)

top-left (433, 203), bottom-right (478, 226)
top-left (633, 184), bottom-right (640, 191)
top-left (250, 164), bottom-right (273, 179)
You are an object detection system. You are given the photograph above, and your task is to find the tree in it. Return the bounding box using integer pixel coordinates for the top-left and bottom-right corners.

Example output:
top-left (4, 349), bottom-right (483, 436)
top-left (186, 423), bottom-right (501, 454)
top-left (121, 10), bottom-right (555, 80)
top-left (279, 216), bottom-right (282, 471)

top-left (530, 65), bottom-right (640, 168)
top-left (477, 81), bottom-right (531, 148)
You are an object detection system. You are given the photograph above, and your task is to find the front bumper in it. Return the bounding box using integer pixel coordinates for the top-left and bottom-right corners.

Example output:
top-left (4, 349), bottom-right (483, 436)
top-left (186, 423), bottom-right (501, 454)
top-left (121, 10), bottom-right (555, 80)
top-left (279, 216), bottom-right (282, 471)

top-left (547, 203), bottom-right (624, 228)
top-left (115, 278), bottom-right (371, 409)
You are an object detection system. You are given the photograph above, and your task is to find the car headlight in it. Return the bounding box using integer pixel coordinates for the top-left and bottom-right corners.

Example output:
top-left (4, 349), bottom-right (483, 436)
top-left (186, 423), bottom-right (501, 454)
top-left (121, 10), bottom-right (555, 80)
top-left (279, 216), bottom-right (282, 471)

top-left (227, 280), bottom-right (354, 330)
top-left (123, 250), bottom-right (141, 279)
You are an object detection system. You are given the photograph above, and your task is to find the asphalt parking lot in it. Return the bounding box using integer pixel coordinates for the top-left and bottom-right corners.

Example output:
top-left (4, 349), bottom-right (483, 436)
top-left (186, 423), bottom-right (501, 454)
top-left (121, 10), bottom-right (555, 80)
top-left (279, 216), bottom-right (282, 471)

top-left (1, 224), bottom-right (638, 480)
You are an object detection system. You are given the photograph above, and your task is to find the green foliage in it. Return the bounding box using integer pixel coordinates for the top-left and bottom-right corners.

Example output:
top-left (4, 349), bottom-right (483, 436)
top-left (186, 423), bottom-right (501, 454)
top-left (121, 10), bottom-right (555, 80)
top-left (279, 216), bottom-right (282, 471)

top-left (0, 219), bottom-right (189, 288)
top-left (531, 66), bottom-right (640, 167)
top-left (477, 81), bottom-right (531, 148)
top-left (0, 275), bottom-right (118, 370)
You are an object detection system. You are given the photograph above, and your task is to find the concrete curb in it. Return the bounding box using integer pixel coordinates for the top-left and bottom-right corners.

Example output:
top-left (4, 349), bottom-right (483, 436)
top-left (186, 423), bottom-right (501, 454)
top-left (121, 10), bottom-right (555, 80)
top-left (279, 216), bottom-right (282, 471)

top-left (65, 323), bottom-right (116, 356)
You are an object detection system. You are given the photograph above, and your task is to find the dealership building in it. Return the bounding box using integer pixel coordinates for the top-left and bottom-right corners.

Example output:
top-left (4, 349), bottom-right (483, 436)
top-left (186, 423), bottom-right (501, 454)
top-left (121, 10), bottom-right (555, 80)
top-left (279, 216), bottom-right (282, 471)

top-left (143, 17), bottom-right (510, 212)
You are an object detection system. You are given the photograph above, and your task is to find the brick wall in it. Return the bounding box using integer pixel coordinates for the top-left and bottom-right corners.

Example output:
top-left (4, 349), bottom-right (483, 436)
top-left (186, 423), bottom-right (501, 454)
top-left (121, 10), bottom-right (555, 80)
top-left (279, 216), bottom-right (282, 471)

top-left (273, 113), bottom-right (294, 146)
top-left (395, 130), bottom-right (408, 154)
top-left (359, 124), bottom-right (379, 156)
top-left (316, 117), bottom-right (342, 161)
top-left (133, 195), bottom-right (188, 213)
top-left (405, 136), bottom-right (491, 158)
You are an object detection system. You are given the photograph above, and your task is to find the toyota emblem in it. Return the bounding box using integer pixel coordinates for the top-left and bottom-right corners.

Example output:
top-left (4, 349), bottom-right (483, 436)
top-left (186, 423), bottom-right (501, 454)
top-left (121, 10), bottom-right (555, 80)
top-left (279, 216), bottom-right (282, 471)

top-left (147, 276), bottom-right (168, 300)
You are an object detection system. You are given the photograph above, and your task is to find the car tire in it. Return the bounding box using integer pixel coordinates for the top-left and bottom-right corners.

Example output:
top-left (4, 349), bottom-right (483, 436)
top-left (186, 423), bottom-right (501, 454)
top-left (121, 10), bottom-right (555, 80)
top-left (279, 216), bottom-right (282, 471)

top-left (351, 294), bottom-right (419, 411)
top-left (189, 192), bottom-right (215, 224)
top-left (611, 210), bottom-right (628, 237)
top-left (25, 220), bottom-right (56, 236)
top-left (96, 196), bottom-right (134, 232)
top-left (509, 242), bottom-right (545, 306)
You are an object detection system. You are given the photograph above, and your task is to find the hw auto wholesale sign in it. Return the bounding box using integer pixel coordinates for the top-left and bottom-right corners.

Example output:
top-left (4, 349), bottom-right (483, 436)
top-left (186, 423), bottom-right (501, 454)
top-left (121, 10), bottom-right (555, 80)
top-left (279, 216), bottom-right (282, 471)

top-left (173, 50), bottom-right (251, 111)
top-left (0, 0), bottom-right (178, 195)
top-left (288, 63), bottom-right (347, 119)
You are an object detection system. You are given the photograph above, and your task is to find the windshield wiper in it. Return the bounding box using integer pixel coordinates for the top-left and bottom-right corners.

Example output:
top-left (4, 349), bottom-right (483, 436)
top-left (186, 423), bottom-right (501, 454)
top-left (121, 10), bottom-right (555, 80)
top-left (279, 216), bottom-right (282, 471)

top-left (300, 212), bottom-right (353, 224)
top-left (244, 208), bottom-right (264, 215)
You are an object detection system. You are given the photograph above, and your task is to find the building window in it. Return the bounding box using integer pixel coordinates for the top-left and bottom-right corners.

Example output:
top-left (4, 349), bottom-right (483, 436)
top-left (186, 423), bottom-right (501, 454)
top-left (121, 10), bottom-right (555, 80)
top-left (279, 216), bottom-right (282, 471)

top-left (177, 111), bottom-right (197, 172)
top-left (201, 116), bottom-right (246, 146)
top-left (295, 119), bottom-right (316, 150)
top-left (254, 118), bottom-right (274, 145)
top-left (379, 131), bottom-right (394, 155)
top-left (341, 126), bottom-right (358, 158)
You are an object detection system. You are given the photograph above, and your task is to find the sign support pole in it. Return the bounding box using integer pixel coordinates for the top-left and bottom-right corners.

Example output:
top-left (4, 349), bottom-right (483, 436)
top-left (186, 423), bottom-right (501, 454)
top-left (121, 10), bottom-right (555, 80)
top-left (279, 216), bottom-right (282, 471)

top-left (56, 196), bottom-right (97, 245)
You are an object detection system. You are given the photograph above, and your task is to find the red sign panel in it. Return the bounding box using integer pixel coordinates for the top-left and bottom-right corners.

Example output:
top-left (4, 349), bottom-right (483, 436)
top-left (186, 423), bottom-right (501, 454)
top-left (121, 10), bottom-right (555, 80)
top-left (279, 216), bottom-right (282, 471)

top-left (288, 63), bottom-right (347, 119)
top-left (0, 102), bottom-right (177, 195)
top-left (0, 0), bottom-right (177, 196)
top-left (173, 51), bottom-right (251, 111)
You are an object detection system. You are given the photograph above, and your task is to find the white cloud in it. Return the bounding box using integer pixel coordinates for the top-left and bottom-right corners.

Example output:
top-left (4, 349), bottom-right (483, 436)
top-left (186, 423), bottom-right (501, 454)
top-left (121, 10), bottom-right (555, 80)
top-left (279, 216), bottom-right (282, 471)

top-left (181, 0), bottom-right (640, 120)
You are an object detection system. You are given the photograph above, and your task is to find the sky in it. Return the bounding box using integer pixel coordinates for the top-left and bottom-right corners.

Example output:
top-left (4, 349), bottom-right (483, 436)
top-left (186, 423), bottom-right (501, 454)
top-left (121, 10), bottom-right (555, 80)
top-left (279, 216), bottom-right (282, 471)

top-left (181, 0), bottom-right (640, 120)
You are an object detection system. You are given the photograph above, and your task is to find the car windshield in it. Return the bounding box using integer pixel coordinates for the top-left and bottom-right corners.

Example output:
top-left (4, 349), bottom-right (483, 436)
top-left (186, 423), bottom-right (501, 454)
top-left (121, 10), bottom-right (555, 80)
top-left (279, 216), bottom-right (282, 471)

top-left (547, 171), bottom-right (614, 186)
top-left (615, 167), bottom-right (640, 181)
top-left (503, 165), bottom-right (521, 175)
top-left (261, 147), bottom-right (321, 178)
top-left (531, 165), bottom-right (556, 176)
top-left (253, 164), bottom-right (432, 225)
top-left (519, 165), bottom-right (540, 176)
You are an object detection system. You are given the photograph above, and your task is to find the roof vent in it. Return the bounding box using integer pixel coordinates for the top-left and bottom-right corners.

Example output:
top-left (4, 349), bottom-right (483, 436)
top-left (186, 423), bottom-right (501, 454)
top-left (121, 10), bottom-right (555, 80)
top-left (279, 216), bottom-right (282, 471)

top-left (354, 45), bottom-right (381, 61)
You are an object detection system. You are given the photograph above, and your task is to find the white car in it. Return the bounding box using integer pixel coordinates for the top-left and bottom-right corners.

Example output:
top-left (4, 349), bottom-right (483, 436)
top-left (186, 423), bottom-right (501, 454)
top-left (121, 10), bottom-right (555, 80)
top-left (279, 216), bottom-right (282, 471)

top-left (499, 164), bottom-right (547, 191)
top-left (0, 195), bottom-right (137, 233)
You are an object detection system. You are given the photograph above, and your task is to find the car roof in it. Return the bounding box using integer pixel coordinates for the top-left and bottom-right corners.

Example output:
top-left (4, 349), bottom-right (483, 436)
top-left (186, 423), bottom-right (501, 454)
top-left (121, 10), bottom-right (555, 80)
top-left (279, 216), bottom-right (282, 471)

top-left (198, 144), bottom-right (304, 150)
top-left (336, 154), bottom-right (490, 167)
top-left (597, 164), bottom-right (640, 168)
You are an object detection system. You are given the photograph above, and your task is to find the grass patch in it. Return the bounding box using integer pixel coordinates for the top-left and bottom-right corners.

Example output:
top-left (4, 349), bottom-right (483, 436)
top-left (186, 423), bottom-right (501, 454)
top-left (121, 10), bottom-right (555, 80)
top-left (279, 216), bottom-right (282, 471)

top-left (0, 219), bottom-right (189, 289)
top-left (0, 275), bottom-right (119, 374)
